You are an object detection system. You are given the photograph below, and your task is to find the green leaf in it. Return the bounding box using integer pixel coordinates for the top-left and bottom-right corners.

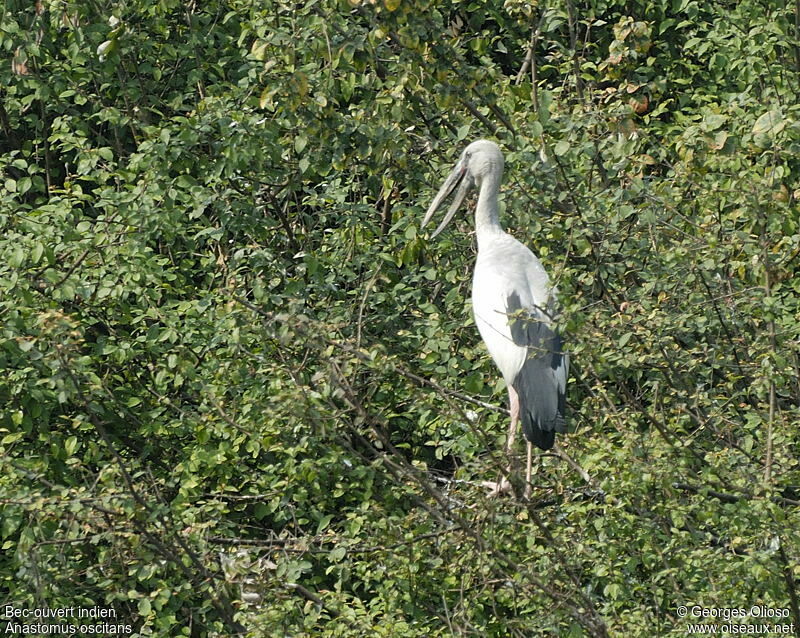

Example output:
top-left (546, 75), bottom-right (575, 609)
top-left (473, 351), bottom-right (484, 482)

top-left (30, 243), bottom-right (44, 264)
top-left (8, 246), bottom-right (24, 268)
top-left (329, 546), bottom-right (346, 562)
top-left (96, 39), bottom-right (118, 59)
top-left (18, 339), bottom-right (35, 353)
top-left (138, 599), bottom-right (152, 616)
top-left (65, 436), bottom-right (78, 456)
top-left (251, 40), bottom-right (268, 61)
top-left (702, 113), bottom-right (726, 131)
top-left (316, 514), bottom-right (333, 534)
top-left (752, 109), bottom-right (784, 136)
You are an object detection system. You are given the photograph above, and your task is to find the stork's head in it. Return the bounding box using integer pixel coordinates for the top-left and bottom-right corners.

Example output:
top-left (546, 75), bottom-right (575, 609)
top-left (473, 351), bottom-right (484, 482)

top-left (421, 139), bottom-right (504, 238)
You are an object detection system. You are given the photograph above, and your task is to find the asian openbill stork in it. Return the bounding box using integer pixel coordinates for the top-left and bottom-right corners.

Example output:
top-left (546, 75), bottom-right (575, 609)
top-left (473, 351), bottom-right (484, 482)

top-left (422, 139), bottom-right (568, 496)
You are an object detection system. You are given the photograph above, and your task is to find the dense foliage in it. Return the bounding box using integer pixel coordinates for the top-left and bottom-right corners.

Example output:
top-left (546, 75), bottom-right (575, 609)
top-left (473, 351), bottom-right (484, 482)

top-left (2, 0), bottom-right (799, 635)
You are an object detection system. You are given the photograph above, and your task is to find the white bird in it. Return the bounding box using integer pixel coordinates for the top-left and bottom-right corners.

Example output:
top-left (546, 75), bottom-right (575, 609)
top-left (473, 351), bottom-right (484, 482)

top-left (422, 139), bottom-right (568, 496)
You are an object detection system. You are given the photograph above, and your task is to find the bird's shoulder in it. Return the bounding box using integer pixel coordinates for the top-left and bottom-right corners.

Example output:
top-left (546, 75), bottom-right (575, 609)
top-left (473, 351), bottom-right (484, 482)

top-left (474, 233), bottom-right (552, 308)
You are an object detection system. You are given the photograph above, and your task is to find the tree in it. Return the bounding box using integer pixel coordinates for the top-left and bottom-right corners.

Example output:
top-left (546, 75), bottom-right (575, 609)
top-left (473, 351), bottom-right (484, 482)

top-left (1, 0), bottom-right (798, 635)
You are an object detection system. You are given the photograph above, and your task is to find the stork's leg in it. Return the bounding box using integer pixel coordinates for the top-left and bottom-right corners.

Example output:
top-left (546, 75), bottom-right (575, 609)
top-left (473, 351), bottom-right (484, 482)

top-left (504, 385), bottom-right (520, 455)
top-left (524, 441), bottom-right (533, 500)
top-left (483, 386), bottom-right (519, 497)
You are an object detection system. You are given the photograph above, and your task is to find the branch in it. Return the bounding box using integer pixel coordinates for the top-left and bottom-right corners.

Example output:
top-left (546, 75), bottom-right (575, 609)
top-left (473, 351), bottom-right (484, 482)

top-left (672, 482), bottom-right (800, 508)
top-left (460, 98), bottom-right (501, 138)
top-left (232, 295), bottom-right (609, 637)
top-left (59, 357), bottom-right (246, 634)
top-left (232, 295), bottom-right (509, 416)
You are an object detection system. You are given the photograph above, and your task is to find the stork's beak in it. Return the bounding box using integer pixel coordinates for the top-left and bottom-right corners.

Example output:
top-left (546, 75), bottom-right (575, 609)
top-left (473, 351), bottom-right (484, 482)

top-left (421, 158), bottom-right (473, 238)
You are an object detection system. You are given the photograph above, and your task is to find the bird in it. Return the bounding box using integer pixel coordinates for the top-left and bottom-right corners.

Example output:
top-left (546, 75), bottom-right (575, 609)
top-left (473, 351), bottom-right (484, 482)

top-left (421, 139), bottom-right (568, 497)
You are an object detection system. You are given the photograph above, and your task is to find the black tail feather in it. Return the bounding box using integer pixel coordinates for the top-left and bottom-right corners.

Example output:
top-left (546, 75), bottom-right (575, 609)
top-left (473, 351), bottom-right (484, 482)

top-left (524, 421), bottom-right (556, 451)
top-left (517, 386), bottom-right (567, 451)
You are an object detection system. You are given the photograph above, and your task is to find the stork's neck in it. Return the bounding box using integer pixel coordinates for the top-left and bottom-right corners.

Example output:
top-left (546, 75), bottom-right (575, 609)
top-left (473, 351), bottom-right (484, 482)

top-left (474, 171), bottom-right (504, 249)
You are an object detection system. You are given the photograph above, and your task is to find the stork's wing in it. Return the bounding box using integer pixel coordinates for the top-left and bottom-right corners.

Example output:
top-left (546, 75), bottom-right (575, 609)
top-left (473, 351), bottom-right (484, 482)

top-left (506, 291), bottom-right (568, 450)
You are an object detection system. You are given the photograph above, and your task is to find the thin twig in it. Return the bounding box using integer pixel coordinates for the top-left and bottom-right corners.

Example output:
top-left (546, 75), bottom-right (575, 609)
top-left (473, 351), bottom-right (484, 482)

top-left (673, 482), bottom-right (800, 508)
top-left (763, 243), bottom-right (777, 484)
top-left (356, 263), bottom-right (382, 349)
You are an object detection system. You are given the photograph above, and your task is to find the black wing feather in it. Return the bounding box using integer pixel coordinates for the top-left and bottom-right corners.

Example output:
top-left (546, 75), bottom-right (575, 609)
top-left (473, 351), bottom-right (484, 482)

top-left (506, 292), bottom-right (568, 450)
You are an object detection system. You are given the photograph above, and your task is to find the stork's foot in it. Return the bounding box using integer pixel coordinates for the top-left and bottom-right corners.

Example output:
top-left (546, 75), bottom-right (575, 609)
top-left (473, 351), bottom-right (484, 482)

top-left (481, 476), bottom-right (512, 497)
top-left (479, 477), bottom-right (535, 500)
